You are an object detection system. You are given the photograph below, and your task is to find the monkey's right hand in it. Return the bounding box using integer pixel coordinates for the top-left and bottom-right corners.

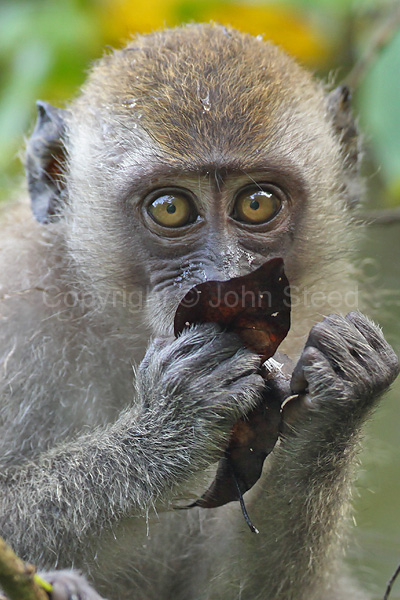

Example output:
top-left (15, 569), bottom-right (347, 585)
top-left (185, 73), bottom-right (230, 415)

top-left (136, 324), bottom-right (264, 467)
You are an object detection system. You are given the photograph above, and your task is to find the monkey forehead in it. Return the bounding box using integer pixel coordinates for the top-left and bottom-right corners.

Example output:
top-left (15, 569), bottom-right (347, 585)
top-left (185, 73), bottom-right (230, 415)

top-left (70, 24), bottom-right (339, 173)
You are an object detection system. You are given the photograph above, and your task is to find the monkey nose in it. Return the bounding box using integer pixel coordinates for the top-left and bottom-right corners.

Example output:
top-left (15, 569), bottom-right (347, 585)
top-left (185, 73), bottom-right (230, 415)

top-left (197, 261), bottom-right (242, 284)
top-left (203, 251), bottom-right (251, 282)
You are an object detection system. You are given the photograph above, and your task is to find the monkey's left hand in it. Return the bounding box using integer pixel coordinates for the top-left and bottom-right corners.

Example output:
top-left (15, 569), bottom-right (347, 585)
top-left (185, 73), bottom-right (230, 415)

top-left (289, 312), bottom-right (399, 424)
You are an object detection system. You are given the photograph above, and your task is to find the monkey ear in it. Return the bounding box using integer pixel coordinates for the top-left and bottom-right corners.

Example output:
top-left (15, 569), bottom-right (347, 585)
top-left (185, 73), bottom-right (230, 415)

top-left (25, 101), bottom-right (69, 224)
top-left (327, 85), bottom-right (363, 208)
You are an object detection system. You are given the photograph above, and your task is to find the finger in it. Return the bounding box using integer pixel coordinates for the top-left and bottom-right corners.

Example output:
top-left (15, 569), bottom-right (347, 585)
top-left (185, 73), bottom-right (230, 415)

top-left (223, 373), bottom-right (265, 419)
top-left (304, 315), bottom-right (371, 377)
top-left (291, 346), bottom-right (322, 393)
top-left (214, 347), bottom-right (261, 384)
top-left (346, 312), bottom-right (392, 354)
top-left (291, 345), bottom-right (341, 397)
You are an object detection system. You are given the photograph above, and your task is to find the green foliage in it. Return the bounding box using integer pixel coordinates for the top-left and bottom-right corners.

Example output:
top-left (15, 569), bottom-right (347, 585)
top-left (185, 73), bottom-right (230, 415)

top-left (358, 31), bottom-right (400, 206)
top-left (0, 0), bottom-right (103, 199)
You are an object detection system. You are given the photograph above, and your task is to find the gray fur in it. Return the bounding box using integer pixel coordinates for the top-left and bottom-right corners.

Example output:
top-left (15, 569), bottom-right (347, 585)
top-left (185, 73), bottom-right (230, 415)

top-left (38, 571), bottom-right (106, 600)
top-left (0, 23), bottom-right (398, 600)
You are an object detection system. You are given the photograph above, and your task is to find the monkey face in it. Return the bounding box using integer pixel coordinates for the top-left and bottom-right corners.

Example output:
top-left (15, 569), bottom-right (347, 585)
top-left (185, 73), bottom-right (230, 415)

top-left (123, 169), bottom-right (302, 335)
top-left (26, 24), bottom-right (358, 338)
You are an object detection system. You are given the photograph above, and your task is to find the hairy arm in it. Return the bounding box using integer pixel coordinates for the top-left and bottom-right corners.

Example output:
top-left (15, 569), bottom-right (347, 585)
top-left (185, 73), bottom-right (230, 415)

top-left (210, 312), bottom-right (399, 600)
top-left (0, 326), bottom-right (263, 567)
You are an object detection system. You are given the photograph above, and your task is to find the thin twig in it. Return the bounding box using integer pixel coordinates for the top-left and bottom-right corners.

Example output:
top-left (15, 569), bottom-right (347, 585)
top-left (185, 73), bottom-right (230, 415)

top-left (344, 3), bottom-right (400, 90)
top-left (383, 562), bottom-right (400, 600)
top-left (358, 208), bottom-right (400, 225)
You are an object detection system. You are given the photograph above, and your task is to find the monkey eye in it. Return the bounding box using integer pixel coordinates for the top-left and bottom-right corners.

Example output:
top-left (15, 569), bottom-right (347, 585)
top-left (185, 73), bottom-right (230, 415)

top-left (147, 190), bottom-right (197, 228)
top-left (232, 185), bottom-right (282, 224)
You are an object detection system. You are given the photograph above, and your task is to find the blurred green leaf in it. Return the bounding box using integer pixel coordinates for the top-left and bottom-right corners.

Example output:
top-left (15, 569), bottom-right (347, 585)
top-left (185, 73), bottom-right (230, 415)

top-left (0, 42), bottom-right (52, 144)
top-left (359, 31), bottom-right (400, 206)
top-left (0, 0), bottom-right (104, 194)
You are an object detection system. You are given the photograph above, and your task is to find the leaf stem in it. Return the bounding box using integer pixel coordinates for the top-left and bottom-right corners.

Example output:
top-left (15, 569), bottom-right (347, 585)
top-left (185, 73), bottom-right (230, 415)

top-left (228, 455), bottom-right (259, 534)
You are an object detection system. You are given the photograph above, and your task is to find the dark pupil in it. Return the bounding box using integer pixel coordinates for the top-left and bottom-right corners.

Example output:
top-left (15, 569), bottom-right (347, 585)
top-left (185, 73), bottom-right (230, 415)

top-left (249, 199), bottom-right (260, 210)
top-left (166, 203), bottom-right (177, 214)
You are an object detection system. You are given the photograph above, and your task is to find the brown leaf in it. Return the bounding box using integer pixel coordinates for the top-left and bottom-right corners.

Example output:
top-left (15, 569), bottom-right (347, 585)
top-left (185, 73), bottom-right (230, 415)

top-left (174, 258), bottom-right (290, 362)
top-left (174, 258), bottom-right (291, 528)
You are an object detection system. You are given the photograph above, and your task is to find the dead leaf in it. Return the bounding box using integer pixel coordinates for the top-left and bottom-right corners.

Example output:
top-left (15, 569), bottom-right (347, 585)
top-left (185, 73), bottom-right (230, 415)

top-left (174, 258), bottom-right (291, 530)
top-left (174, 258), bottom-right (290, 362)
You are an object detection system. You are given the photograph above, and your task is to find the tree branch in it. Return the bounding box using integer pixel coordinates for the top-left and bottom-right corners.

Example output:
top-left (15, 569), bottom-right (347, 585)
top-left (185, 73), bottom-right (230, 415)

top-left (358, 207), bottom-right (400, 225)
top-left (344, 4), bottom-right (400, 90)
top-left (0, 536), bottom-right (49, 600)
top-left (383, 561), bottom-right (400, 600)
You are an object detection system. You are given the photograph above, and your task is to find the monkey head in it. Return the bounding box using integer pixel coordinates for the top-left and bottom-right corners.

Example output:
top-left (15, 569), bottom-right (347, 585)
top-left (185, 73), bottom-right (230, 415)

top-left (25, 24), bottom-right (361, 339)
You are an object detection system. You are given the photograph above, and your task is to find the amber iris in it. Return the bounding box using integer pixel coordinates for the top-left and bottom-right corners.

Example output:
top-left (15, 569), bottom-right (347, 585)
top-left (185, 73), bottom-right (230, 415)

top-left (234, 187), bottom-right (281, 224)
top-left (148, 193), bottom-right (193, 227)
